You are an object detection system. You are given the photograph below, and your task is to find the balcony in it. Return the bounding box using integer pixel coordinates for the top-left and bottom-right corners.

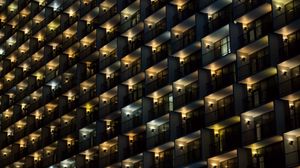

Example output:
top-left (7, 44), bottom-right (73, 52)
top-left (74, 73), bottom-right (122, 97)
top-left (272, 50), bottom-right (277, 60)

top-left (173, 77), bottom-right (199, 109)
top-left (238, 47), bottom-right (270, 80)
top-left (122, 108), bottom-right (143, 133)
top-left (279, 29), bottom-right (300, 62)
top-left (206, 4), bottom-right (232, 33)
top-left (124, 132), bottom-right (146, 158)
top-left (245, 77), bottom-right (277, 110)
top-left (99, 151), bottom-right (118, 167)
top-left (239, 14), bottom-right (272, 46)
top-left (100, 96), bottom-right (118, 117)
top-left (208, 150), bottom-right (238, 168)
top-left (273, 0), bottom-right (300, 29)
top-left (124, 84), bottom-right (144, 105)
top-left (144, 7), bottom-right (167, 42)
top-left (242, 110), bottom-right (276, 145)
top-left (147, 117), bottom-right (170, 149)
top-left (279, 66), bottom-right (300, 97)
top-left (149, 96), bottom-right (172, 121)
top-left (121, 60), bottom-right (141, 82)
top-left (209, 123), bottom-right (240, 155)
top-left (174, 131), bottom-right (201, 167)
top-left (207, 63), bottom-right (235, 93)
top-left (233, 0), bottom-right (267, 19)
top-left (286, 100), bottom-right (300, 130)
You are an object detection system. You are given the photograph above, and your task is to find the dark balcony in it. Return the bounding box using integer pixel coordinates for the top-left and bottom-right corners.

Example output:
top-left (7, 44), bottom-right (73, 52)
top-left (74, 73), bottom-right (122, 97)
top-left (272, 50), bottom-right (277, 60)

top-left (206, 4), bottom-right (232, 33)
top-left (173, 82), bottom-right (199, 109)
top-left (205, 97), bottom-right (235, 126)
top-left (242, 113), bottom-right (276, 145)
top-left (101, 120), bottom-right (120, 142)
top-left (124, 133), bottom-right (146, 158)
top-left (280, 30), bottom-right (300, 62)
top-left (154, 149), bottom-right (173, 168)
top-left (233, 0), bottom-right (267, 19)
top-left (239, 14), bottom-right (272, 46)
top-left (279, 69), bottom-right (300, 97)
top-left (98, 5), bottom-right (117, 24)
top-left (238, 47), bottom-right (270, 80)
top-left (147, 130), bottom-right (170, 149)
top-left (99, 152), bottom-right (118, 167)
top-left (145, 0), bottom-right (168, 17)
top-left (273, 0), bottom-right (300, 29)
top-left (207, 64), bottom-right (235, 93)
top-left (177, 109), bottom-right (204, 137)
top-left (220, 157), bottom-right (238, 168)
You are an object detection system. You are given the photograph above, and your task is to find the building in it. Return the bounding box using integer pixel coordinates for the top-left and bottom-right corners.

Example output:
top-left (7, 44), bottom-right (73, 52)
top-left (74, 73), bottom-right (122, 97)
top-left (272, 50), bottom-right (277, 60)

top-left (0, 0), bottom-right (299, 167)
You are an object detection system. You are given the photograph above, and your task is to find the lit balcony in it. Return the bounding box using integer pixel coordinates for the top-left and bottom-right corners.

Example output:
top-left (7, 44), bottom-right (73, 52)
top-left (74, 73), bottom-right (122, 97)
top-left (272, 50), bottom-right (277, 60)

top-left (175, 100), bottom-right (204, 137)
top-left (246, 136), bottom-right (284, 168)
top-left (147, 85), bottom-right (173, 120)
top-left (145, 31), bottom-right (170, 67)
top-left (78, 124), bottom-right (97, 151)
top-left (121, 101), bottom-right (144, 133)
top-left (99, 40), bottom-right (118, 70)
top-left (278, 57), bottom-right (300, 98)
top-left (144, 7), bottom-right (167, 42)
top-left (208, 150), bottom-right (238, 168)
top-left (172, 42), bottom-right (201, 78)
top-left (100, 114), bottom-right (121, 141)
top-left (99, 138), bottom-right (119, 167)
top-left (207, 116), bottom-right (241, 155)
top-left (273, 0), bottom-right (300, 29)
top-left (121, 23), bottom-right (144, 53)
top-left (100, 87), bottom-right (118, 117)
top-left (119, 0), bottom-right (140, 33)
top-left (149, 141), bottom-right (174, 168)
top-left (123, 126), bottom-right (146, 157)
top-left (201, 0), bottom-right (232, 33)
top-left (100, 15), bottom-right (120, 42)
top-left (145, 59), bottom-right (169, 94)
top-left (170, 0), bottom-right (198, 23)
top-left (205, 86), bottom-right (235, 126)
top-left (285, 100), bottom-right (300, 131)
top-left (241, 102), bottom-right (277, 146)
top-left (201, 24), bottom-right (235, 66)
top-left (120, 49), bottom-right (142, 81)
top-left (277, 25), bottom-right (300, 62)
top-left (173, 71), bottom-right (199, 109)
top-left (122, 153), bottom-right (143, 168)
top-left (237, 36), bottom-right (273, 81)
top-left (77, 147), bottom-right (99, 168)
top-left (122, 73), bottom-right (145, 105)
top-left (171, 15), bottom-right (197, 53)
top-left (284, 128), bottom-right (300, 167)
top-left (236, 12), bottom-right (273, 46)
top-left (147, 114), bottom-right (170, 149)
top-left (174, 131), bottom-right (202, 167)
top-left (240, 70), bottom-right (278, 110)
top-left (100, 61), bottom-right (121, 90)
top-left (233, 0), bottom-right (269, 19)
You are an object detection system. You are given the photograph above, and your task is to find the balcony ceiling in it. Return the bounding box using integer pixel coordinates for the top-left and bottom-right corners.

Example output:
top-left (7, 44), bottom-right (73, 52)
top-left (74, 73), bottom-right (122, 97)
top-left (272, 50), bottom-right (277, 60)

top-left (201, 0), bottom-right (232, 15)
top-left (242, 102), bottom-right (273, 118)
top-left (235, 3), bottom-right (272, 25)
top-left (245, 135), bottom-right (283, 150)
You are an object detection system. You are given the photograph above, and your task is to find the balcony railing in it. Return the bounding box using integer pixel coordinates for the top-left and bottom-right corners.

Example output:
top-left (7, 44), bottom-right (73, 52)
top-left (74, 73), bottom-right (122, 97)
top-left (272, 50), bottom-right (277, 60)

top-left (121, 62), bottom-right (141, 81)
top-left (122, 114), bottom-right (143, 133)
top-left (238, 51), bottom-right (270, 80)
top-left (207, 73), bottom-right (235, 93)
top-left (124, 86), bottom-right (144, 105)
top-left (145, 77), bottom-right (168, 94)
top-left (233, 0), bottom-right (267, 19)
top-left (147, 130), bottom-right (170, 149)
top-left (285, 150), bottom-right (300, 168)
top-left (280, 32), bottom-right (300, 62)
top-left (149, 102), bottom-right (171, 120)
top-left (144, 18), bottom-right (167, 42)
top-left (242, 121), bottom-right (276, 145)
top-left (273, 0), bottom-right (300, 29)
top-left (173, 88), bottom-right (198, 109)
top-left (147, 48), bottom-right (168, 67)
top-left (174, 148), bottom-right (201, 167)
top-left (99, 152), bottom-right (118, 167)
top-left (279, 75), bottom-right (300, 97)
top-left (205, 102), bottom-right (235, 126)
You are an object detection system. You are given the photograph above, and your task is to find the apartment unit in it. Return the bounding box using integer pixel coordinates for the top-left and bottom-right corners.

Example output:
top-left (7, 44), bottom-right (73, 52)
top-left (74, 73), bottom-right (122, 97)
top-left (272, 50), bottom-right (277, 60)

top-left (0, 0), bottom-right (299, 167)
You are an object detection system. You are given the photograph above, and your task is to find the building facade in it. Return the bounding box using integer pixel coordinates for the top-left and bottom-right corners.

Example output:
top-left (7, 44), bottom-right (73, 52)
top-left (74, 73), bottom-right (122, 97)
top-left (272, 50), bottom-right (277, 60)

top-left (0, 0), bottom-right (300, 167)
